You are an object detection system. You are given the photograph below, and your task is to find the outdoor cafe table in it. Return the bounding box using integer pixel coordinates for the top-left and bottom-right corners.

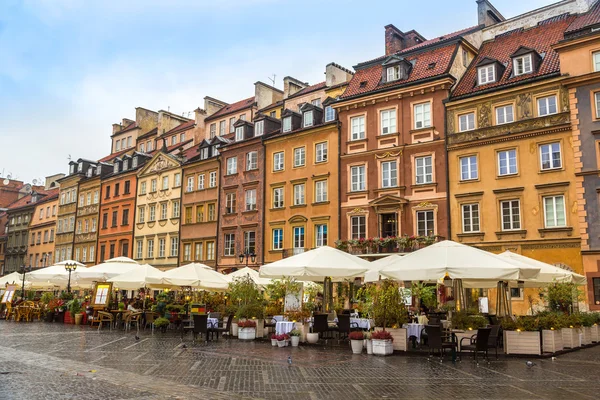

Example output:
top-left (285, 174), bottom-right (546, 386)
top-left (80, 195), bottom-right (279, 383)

top-left (275, 321), bottom-right (296, 335)
top-left (404, 323), bottom-right (425, 344)
top-left (180, 317), bottom-right (219, 339)
top-left (350, 318), bottom-right (374, 330)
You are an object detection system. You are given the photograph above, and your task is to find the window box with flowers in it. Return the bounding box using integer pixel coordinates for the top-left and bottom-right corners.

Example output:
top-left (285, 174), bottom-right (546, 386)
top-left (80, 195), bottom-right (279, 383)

top-left (238, 319), bottom-right (257, 340)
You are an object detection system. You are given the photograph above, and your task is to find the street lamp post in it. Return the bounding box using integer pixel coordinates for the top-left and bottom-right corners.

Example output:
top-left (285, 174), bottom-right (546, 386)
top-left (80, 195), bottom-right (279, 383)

top-left (238, 251), bottom-right (256, 268)
top-left (64, 261), bottom-right (78, 293)
top-left (20, 265), bottom-right (30, 301)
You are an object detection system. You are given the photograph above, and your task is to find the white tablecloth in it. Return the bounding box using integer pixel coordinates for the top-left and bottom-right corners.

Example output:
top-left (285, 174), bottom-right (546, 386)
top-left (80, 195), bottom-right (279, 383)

top-left (405, 323), bottom-right (425, 343)
top-left (273, 315), bottom-right (285, 322)
top-left (350, 318), bottom-right (373, 330)
top-left (275, 321), bottom-right (296, 335)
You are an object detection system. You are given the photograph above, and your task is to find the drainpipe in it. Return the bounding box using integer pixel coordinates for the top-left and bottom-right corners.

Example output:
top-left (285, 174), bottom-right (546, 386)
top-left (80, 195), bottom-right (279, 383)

top-left (215, 155), bottom-right (222, 271)
top-left (337, 119), bottom-right (342, 244)
top-left (261, 138), bottom-right (266, 268)
top-left (443, 96), bottom-right (451, 241)
top-left (177, 165), bottom-right (184, 268)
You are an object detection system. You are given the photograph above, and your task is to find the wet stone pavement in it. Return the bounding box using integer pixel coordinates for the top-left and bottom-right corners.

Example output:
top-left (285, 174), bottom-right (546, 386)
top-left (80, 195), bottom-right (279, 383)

top-left (1, 322), bottom-right (600, 399)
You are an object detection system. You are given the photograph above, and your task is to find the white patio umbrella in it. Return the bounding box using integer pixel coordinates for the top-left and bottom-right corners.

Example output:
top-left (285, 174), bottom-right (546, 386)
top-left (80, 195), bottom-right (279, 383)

top-left (226, 267), bottom-right (272, 287)
top-left (162, 262), bottom-right (230, 290)
top-left (107, 264), bottom-right (170, 289)
top-left (77, 256), bottom-right (139, 281)
top-left (364, 254), bottom-right (402, 283)
top-left (27, 260), bottom-right (86, 282)
top-left (499, 251), bottom-right (586, 286)
top-left (379, 241), bottom-right (540, 282)
top-left (0, 272), bottom-right (26, 287)
top-left (259, 246), bottom-right (372, 282)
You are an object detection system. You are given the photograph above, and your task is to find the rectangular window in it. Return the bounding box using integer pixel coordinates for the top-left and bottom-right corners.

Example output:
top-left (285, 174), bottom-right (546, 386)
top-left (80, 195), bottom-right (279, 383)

top-left (592, 278), bottom-right (600, 305)
top-left (513, 54), bottom-right (532, 76)
top-left (235, 126), bottom-right (244, 141)
top-left (140, 143), bottom-right (145, 153)
top-left (147, 239), bottom-right (154, 258)
top-left (498, 149), bottom-right (517, 176)
top-left (595, 92), bottom-right (600, 118)
top-left (240, 114), bottom-right (246, 121)
top-left (246, 151), bottom-right (258, 170)
top-left (294, 184), bottom-right (305, 205)
top-left (459, 113), bottom-right (475, 132)
top-left (496, 105), bottom-right (514, 125)
top-left (293, 226), bottom-right (305, 252)
top-left (380, 109), bottom-right (396, 135)
top-left (460, 156), bottom-right (478, 181)
top-left (315, 181), bottom-right (327, 203)
top-left (282, 117), bottom-right (292, 132)
top-left (197, 174), bottom-right (205, 190)
top-left (162, 176), bottom-right (169, 190)
top-left (417, 210), bottom-right (435, 236)
top-left (351, 165), bottom-right (366, 192)
top-left (209, 171), bottom-right (217, 188)
top-left (315, 224), bottom-right (327, 247)
top-left (186, 176), bottom-right (194, 192)
top-left (149, 205), bottom-right (156, 222)
top-left (351, 216), bottom-right (366, 239)
top-left (140, 182), bottom-right (147, 195)
top-left (303, 111), bottom-right (313, 127)
top-left (273, 152), bottom-right (284, 171)
top-left (79, 194), bottom-right (84, 207)
top-left (387, 66), bottom-right (399, 81)
top-left (160, 203), bottom-right (167, 220)
top-left (254, 120), bottom-right (264, 136)
top-left (114, 184), bottom-right (120, 197)
top-left (501, 200), bottom-right (521, 231)
top-left (136, 241), bottom-right (143, 259)
top-left (540, 142), bottom-right (562, 170)
top-left (324, 105), bottom-right (336, 122)
top-left (208, 204), bottom-right (215, 221)
top-left (229, 117), bottom-right (236, 133)
top-left (244, 231), bottom-right (256, 253)
top-left (415, 156), bottom-right (433, 184)
top-left (315, 142), bottom-right (327, 163)
top-left (462, 203), bottom-right (480, 233)
top-left (381, 161), bottom-right (397, 188)
top-left (226, 157), bottom-right (237, 175)
top-left (151, 179), bottom-right (157, 192)
top-left (82, 247), bottom-right (87, 263)
top-left (351, 116), bottom-right (365, 140)
top-left (414, 102), bottom-right (431, 129)
top-left (206, 241), bottom-right (215, 260)
top-left (219, 120), bottom-right (226, 136)
top-left (174, 173), bottom-right (181, 187)
top-left (196, 205), bottom-right (204, 222)
top-left (245, 189), bottom-right (257, 211)
top-left (183, 244), bottom-right (191, 261)
top-left (543, 195), bottom-right (566, 228)
top-left (224, 234), bottom-right (235, 256)
top-left (158, 238), bottom-right (165, 258)
top-left (210, 123), bottom-right (216, 139)
top-left (312, 98), bottom-right (321, 107)
top-left (185, 206), bottom-right (193, 224)
top-left (122, 209), bottom-right (129, 225)
top-left (273, 187), bottom-right (284, 208)
top-left (294, 147), bottom-right (305, 167)
top-left (478, 65), bottom-right (495, 85)
top-left (111, 211), bottom-right (118, 227)
top-left (172, 200), bottom-right (180, 218)
top-left (194, 242), bottom-right (203, 261)
top-left (226, 193), bottom-right (236, 214)
top-left (171, 237), bottom-right (178, 257)
top-left (272, 229), bottom-right (283, 250)
top-left (134, 209), bottom-right (141, 225)
top-left (537, 95), bottom-right (557, 116)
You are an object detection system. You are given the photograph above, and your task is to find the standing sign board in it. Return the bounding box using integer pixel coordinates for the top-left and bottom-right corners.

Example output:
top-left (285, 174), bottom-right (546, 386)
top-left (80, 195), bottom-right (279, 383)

top-left (91, 282), bottom-right (113, 308)
top-left (1, 285), bottom-right (16, 304)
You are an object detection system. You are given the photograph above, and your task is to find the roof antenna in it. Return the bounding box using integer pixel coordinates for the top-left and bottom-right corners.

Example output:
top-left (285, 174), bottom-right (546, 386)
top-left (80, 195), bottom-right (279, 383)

top-left (268, 74), bottom-right (276, 86)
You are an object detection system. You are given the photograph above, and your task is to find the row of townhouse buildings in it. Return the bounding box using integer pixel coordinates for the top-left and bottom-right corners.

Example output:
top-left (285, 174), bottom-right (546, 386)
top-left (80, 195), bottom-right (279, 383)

top-left (2, 0), bottom-right (600, 311)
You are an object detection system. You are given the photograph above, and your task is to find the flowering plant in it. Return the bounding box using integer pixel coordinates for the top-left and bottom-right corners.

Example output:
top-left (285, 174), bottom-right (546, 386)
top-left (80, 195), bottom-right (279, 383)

top-left (348, 331), bottom-right (364, 341)
top-left (237, 320), bottom-right (257, 328)
top-left (371, 330), bottom-right (394, 342)
top-left (289, 329), bottom-right (302, 337)
top-left (274, 334), bottom-right (290, 341)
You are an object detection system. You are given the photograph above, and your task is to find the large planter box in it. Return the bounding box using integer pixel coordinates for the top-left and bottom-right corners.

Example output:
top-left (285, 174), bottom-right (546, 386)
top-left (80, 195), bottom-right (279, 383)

top-left (581, 327), bottom-right (592, 345)
top-left (542, 330), bottom-right (563, 353)
top-left (238, 327), bottom-right (256, 340)
top-left (232, 322), bottom-right (239, 337)
top-left (504, 331), bottom-right (541, 355)
top-left (561, 328), bottom-right (579, 349)
top-left (591, 325), bottom-right (600, 343)
top-left (255, 319), bottom-right (264, 339)
top-left (375, 328), bottom-right (407, 351)
top-left (64, 311), bottom-right (73, 324)
top-left (454, 331), bottom-right (476, 352)
top-left (295, 322), bottom-right (309, 343)
top-left (372, 339), bottom-right (393, 356)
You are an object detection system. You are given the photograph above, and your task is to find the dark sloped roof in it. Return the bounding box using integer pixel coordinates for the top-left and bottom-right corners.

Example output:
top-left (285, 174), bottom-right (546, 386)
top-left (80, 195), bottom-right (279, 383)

top-left (163, 120), bottom-right (195, 136)
top-left (565, 0), bottom-right (600, 34)
top-left (7, 188), bottom-right (58, 211)
top-left (288, 81), bottom-right (327, 99)
top-left (98, 148), bottom-right (130, 163)
top-left (205, 96), bottom-right (256, 122)
top-left (452, 14), bottom-right (574, 98)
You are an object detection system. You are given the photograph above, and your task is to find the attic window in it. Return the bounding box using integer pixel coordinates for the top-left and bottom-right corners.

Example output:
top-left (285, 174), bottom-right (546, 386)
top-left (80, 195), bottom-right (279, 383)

top-left (200, 147), bottom-right (209, 160)
top-left (477, 65), bottom-right (496, 85)
top-left (123, 159), bottom-right (129, 170)
top-left (77, 162), bottom-right (83, 173)
top-left (96, 165), bottom-right (102, 175)
top-left (427, 62), bottom-right (436, 70)
top-left (359, 81), bottom-right (368, 88)
top-left (113, 163), bottom-right (119, 174)
top-left (283, 116), bottom-right (292, 133)
top-left (132, 157), bottom-right (138, 168)
top-left (87, 168), bottom-right (93, 178)
top-left (387, 66), bottom-right (401, 82)
top-left (513, 54), bottom-right (532, 76)
top-left (235, 126), bottom-right (244, 141)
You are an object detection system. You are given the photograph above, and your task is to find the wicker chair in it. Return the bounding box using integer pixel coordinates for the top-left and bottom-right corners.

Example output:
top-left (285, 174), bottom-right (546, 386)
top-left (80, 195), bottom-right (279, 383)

top-left (97, 311), bottom-right (115, 331)
top-left (144, 312), bottom-right (159, 332)
top-left (125, 312), bottom-right (143, 332)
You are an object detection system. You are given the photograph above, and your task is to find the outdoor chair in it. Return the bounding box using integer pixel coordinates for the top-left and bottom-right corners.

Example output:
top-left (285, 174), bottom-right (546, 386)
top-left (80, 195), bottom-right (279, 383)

top-left (208, 312), bottom-right (221, 320)
top-left (425, 325), bottom-right (457, 361)
top-left (144, 312), bottom-right (158, 332)
top-left (126, 312), bottom-right (143, 332)
top-left (336, 314), bottom-right (359, 341)
top-left (486, 325), bottom-right (502, 360)
top-left (97, 311), bottom-right (114, 331)
top-left (264, 317), bottom-right (277, 335)
top-left (210, 314), bottom-right (233, 341)
top-left (313, 314), bottom-right (334, 340)
top-left (460, 327), bottom-right (492, 363)
top-left (191, 314), bottom-right (209, 343)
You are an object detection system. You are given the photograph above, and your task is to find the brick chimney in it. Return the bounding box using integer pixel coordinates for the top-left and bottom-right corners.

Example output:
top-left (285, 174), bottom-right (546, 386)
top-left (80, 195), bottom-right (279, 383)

top-left (203, 96), bottom-right (228, 117)
top-left (385, 25), bottom-right (426, 55)
top-left (254, 81), bottom-right (283, 110)
top-left (477, 0), bottom-right (505, 28)
top-left (325, 63), bottom-right (354, 87)
top-left (283, 76), bottom-right (308, 99)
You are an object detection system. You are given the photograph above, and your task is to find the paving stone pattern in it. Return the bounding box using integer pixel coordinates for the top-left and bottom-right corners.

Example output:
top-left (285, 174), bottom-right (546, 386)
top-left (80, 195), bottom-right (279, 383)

top-left (1, 321), bottom-right (600, 399)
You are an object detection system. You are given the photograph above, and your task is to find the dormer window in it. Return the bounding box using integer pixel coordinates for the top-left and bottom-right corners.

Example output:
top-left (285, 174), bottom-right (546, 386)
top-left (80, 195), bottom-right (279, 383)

top-left (255, 120), bottom-right (264, 136)
top-left (132, 157), bottom-right (138, 168)
top-left (87, 168), bottom-right (93, 178)
top-left (113, 163), bottom-right (119, 174)
top-left (283, 117), bottom-right (292, 133)
top-left (96, 165), bottom-right (102, 175)
top-left (387, 66), bottom-right (400, 82)
top-left (513, 54), bottom-right (532, 76)
top-left (325, 106), bottom-right (336, 122)
top-left (77, 162), bottom-right (83, 173)
top-left (123, 159), bottom-right (129, 170)
top-left (235, 126), bottom-right (244, 141)
top-left (212, 145), bottom-right (219, 156)
top-left (140, 143), bottom-right (145, 153)
top-left (478, 65), bottom-right (495, 85)
top-left (70, 164), bottom-right (75, 174)
top-left (200, 148), bottom-right (209, 160)
top-left (303, 111), bottom-right (313, 128)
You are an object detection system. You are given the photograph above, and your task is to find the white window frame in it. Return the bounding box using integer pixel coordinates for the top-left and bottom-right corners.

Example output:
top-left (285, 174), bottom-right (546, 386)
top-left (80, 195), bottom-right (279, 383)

top-left (272, 228), bottom-right (283, 250)
top-left (414, 102), bottom-right (431, 129)
top-left (282, 117), bottom-right (292, 133)
top-left (294, 147), bottom-right (306, 167)
top-left (387, 65), bottom-right (399, 81)
top-left (543, 195), bottom-right (566, 228)
top-left (500, 200), bottom-right (521, 231)
top-left (513, 54), bottom-right (532, 76)
top-left (294, 184), bottom-right (305, 205)
top-left (477, 65), bottom-right (495, 85)
top-left (498, 149), bottom-right (518, 176)
top-left (459, 113), bottom-right (475, 132)
top-left (380, 109), bottom-right (397, 135)
top-left (235, 126), bottom-right (244, 141)
top-left (225, 193), bottom-right (236, 214)
top-left (351, 165), bottom-right (366, 192)
top-left (224, 233), bottom-right (235, 256)
top-left (324, 105), bottom-right (336, 122)
top-left (209, 171), bottom-right (217, 188)
top-left (415, 156), bottom-right (433, 184)
top-left (246, 151), bottom-right (258, 171)
top-left (539, 142), bottom-right (562, 170)
top-left (595, 92), bottom-right (600, 118)
top-left (351, 216), bottom-right (366, 239)
top-left (381, 161), bottom-right (397, 188)
top-left (226, 157), bottom-right (237, 175)
top-left (170, 237), bottom-right (178, 257)
top-left (160, 203), bottom-right (167, 220)
top-left (303, 111), bottom-right (313, 128)
top-left (293, 226), bottom-right (305, 251)
top-left (273, 152), bottom-right (284, 171)
top-left (162, 176), bottom-right (169, 190)
top-left (315, 142), bottom-right (327, 163)
top-left (416, 210), bottom-right (435, 236)
top-left (351, 116), bottom-right (365, 140)
top-left (460, 156), bottom-right (478, 181)
top-left (197, 174), bottom-right (205, 190)
top-left (273, 187), bottom-right (284, 208)
top-left (245, 189), bottom-right (257, 211)
top-left (315, 180), bottom-right (328, 203)
top-left (495, 105), bottom-right (514, 125)
top-left (461, 203), bottom-right (480, 233)
top-left (158, 238), bottom-right (165, 258)
top-left (186, 176), bottom-right (194, 192)
top-left (537, 95), bottom-right (557, 116)
top-left (254, 120), bottom-right (264, 136)
top-left (315, 224), bottom-right (327, 247)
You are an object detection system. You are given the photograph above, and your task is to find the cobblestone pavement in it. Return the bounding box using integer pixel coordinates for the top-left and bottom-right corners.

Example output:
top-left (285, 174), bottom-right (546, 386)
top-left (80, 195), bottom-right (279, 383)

top-left (1, 322), bottom-right (600, 399)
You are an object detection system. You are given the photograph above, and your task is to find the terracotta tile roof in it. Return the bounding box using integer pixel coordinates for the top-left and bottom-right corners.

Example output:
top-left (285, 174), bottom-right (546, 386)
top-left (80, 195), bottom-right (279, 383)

top-left (138, 127), bottom-right (158, 140)
top-left (205, 96), bottom-right (255, 122)
top-left (340, 43), bottom-right (458, 99)
top-left (6, 188), bottom-right (58, 211)
top-left (98, 148), bottom-right (130, 163)
top-left (163, 119), bottom-right (195, 136)
top-left (111, 122), bottom-right (138, 137)
top-left (258, 99), bottom-right (283, 113)
top-left (452, 14), bottom-right (575, 98)
top-left (148, 139), bottom-right (194, 156)
top-left (565, 1), bottom-right (600, 34)
top-left (356, 25), bottom-right (480, 67)
top-left (288, 81), bottom-right (327, 99)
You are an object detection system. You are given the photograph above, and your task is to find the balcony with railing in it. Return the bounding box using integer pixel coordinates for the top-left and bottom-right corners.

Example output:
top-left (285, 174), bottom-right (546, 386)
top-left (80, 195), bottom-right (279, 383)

top-left (335, 235), bottom-right (444, 258)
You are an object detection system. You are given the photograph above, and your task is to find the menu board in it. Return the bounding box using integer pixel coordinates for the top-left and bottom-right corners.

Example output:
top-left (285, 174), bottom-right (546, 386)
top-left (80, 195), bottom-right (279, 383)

top-left (91, 282), bottom-right (112, 307)
top-left (1, 285), bottom-right (16, 304)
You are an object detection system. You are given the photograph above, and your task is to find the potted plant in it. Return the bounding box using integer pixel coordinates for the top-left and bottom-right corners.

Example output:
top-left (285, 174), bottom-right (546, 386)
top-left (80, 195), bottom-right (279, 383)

top-left (118, 302), bottom-right (125, 311)
top-left (501, 316), bottom-right (541, 355)
top-left (40, 293), bottom-right (55, 323)
top-left (238, 319), bottom-right (257, 340)
top-left (276, 334), bottom-right (289, 347)
top-left (289, 329), bottom-right (301, 347)
top-left (286, 306), bottom-right (311, 342)
top-left (591, 313), bottom-right (600, 343)
top-left (538, 312), bottom-right (564, 353)
top-left (561, 313), bottom-right (582, 349)
top-left (229, 276), bottom-right (266, 337)
top-left (580, 313), bottom-right (596, 345)
top-left (270, 333), bottom-right (278, 347)
top-left (69, 299), bottom-right (84, 326)
top-left (154, 317), bottom-right (170, 333)
top-left (349, 331), bottom-right (364, 354)
top-left (371, 281), bottom-right (409, 351)
top-left (371, 330), bottom-right (393, 356)
top-left (363, 331), bottom-right (373, 355)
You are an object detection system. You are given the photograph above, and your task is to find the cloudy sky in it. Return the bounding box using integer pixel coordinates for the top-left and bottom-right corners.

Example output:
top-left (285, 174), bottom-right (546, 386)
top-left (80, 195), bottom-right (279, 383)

top-left (0, 0), bottom-right (551, 184)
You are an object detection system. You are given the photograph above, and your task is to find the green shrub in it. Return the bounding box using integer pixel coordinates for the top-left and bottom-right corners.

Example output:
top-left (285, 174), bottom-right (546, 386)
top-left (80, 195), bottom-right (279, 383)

top-left (452, 311), bottom-right (487, 330)
top-left (40, 292), bottom-right (55, 304)
top-left (579, 313), bottom-right (596, 327)
top-left (537, 312), bottom-right (565, 330)
top-left (68, 299), bottom-right (82, 315)
top-left (154, 317), bottom-right (170, 328)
